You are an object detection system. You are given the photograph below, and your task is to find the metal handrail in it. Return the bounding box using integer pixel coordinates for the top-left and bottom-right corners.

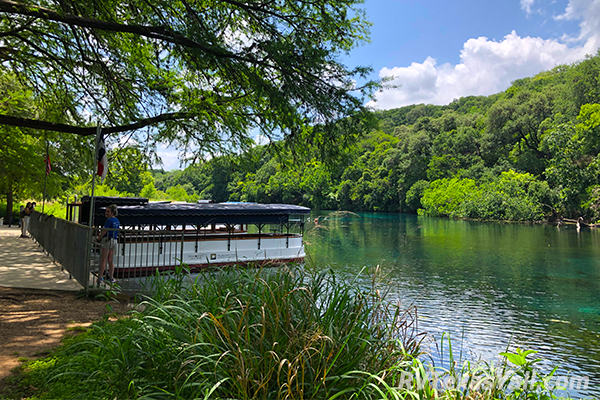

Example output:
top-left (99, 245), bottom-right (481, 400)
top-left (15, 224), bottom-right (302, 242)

top-left (28, 213), bottom-right (306, 294)
top-left (28, 211), bottom-right (92, 291)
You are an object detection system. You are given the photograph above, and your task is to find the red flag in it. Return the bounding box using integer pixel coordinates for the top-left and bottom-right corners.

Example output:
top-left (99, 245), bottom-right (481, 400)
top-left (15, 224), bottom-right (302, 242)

top-left (44, 154), bottom-right (51, 176)
top-left (97, 133), bottom-right (107, 183)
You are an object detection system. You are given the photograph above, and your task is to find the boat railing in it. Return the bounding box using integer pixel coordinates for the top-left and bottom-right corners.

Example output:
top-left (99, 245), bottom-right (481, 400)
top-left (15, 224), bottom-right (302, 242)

top-left (28, 212), bottom-right (306, 295)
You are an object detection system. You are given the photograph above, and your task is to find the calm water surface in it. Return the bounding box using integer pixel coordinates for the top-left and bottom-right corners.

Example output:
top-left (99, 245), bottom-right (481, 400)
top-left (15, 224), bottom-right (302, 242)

top-left (305, 212), bottom-right (600, 397)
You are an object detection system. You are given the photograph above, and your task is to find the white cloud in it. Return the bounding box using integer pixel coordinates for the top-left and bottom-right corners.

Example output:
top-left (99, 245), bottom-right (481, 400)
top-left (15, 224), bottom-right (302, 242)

top-left (154, 143), bottom-right (185, 171)
top-left (555, 0), bottom-right (600, 51)
top-left (521, 0), bottom-right (536, 15)
top-left (370, 0), bottom-right (600, 110)
top-left (254, 134), bottom-right (271, 147)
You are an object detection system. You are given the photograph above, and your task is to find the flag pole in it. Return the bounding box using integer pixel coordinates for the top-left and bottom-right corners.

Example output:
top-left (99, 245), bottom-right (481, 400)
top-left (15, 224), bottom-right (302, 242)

top-left (42, 141), bottom-right (49, 214)
top-left (89, 125), bottom-right (102, 227)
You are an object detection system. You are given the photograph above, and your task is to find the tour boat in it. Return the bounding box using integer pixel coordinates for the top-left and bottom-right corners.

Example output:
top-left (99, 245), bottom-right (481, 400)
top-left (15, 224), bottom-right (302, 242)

top-left (72, 197), bottom-right (310, 278)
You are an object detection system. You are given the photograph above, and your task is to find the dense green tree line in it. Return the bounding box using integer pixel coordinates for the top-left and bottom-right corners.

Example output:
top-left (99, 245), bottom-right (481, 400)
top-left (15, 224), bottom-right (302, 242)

top-left (5, 51), bottom-right (600, 223)
top-left (1, 1), bottom-right (597, 224)
top-left (146, 51), bottom-right (600, 222)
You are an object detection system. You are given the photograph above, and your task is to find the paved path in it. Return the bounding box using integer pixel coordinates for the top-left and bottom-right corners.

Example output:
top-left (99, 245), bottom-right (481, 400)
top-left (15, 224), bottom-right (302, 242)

top-left (0, 225), bottom-right (83, 291)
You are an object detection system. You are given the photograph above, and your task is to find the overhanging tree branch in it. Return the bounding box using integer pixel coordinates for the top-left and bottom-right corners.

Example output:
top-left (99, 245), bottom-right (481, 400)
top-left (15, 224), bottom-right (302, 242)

top-left (0, 112), bottom-right (195, 135)
top-left (0, 0), bottom-right (377, 160)
top-left (0, 0), bottom-right (242, 61)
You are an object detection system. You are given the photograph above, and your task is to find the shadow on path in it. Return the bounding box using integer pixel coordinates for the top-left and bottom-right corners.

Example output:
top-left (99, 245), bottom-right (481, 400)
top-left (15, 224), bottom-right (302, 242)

top-left (0, 225), bottom-right (82, 291)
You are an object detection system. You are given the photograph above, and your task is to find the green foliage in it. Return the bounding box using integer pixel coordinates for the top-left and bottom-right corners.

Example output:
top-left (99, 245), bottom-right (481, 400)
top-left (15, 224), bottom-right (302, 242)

top-left (564, 53), bottom-right (600, 114)
top-left (0, 0), bottom-right (378, 162)
top-left (421, 178), bottom-right (479, 218)
top-left (0, 73), bottom-right (48, 219)
top-left (90, 184), bottom-right (132, 198)
top-left (6, 48), bottom-right (600, 223)
top-left (421, 172), bottom-right (553, 221)
top-left (106, 147), bottom-right (154, 195)
top-left (405, 180), bottom-right (430, 213)
top-left (427, 124), bottom-right (483, 180)
top-left (166, 184), bottom-right (198, 202)
top-left (197, 51), bottom-right (600, 221)
top-left (5, 274), bottom-right (578, 399)
top-left (8, 267), bottom-right (423, 399)
top-left (145, 49), bottom-right (600, 223)
top-left (542, 103), bottom-right (600, 217)
top-left (462, 171), bottom-right (553, 221)
top-left (138, 182), bottom-right (157, 200)
top-left (41, 201), bottom-right (67, 218)
top-left (0, 70), bottom-right (95, 219)
top-left (483, 90), bottom-right (553, 173)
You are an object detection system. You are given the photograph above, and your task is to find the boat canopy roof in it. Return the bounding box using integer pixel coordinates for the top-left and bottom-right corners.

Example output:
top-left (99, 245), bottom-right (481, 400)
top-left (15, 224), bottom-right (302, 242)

top-left (81, 197), bottom-right (310, 227)
top-left (117, 202), bottom-right (310, 226)
top-left (81, 196), bottom-right (148, 206)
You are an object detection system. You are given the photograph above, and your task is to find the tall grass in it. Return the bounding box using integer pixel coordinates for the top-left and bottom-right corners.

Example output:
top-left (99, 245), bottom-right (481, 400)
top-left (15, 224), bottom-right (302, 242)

top-left (4, 266), bottom-right (583, 400)
top-left (12, 266), bottom-right (421, 399)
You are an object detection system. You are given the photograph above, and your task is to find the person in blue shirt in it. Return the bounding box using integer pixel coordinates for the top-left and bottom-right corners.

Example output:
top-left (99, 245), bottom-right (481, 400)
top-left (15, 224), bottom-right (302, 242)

top-left (97, 204), bottom-right (120, 284)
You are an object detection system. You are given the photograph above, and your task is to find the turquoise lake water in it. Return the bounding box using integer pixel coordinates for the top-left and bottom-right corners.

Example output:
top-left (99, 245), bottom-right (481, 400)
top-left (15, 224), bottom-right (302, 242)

top-left (305, 212), bottom-right (600, 397)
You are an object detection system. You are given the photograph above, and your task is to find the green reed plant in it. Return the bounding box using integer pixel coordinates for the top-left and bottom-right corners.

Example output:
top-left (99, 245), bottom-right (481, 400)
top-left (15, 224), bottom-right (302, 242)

top-left (128, 265), bottom-right (422, 399)
top-left (9, 265), bottom-right (421, 400)
top-left (362, 336), bottom-right (578, 400)
top-left (321, 332), bottom-right (581, 400)
top-left (5, 267), bottom-right (583, 400)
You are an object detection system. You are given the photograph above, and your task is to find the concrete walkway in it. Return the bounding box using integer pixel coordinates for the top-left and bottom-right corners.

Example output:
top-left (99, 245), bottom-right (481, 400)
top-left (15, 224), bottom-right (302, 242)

top-left (0, 225), bottom-right (83, 291)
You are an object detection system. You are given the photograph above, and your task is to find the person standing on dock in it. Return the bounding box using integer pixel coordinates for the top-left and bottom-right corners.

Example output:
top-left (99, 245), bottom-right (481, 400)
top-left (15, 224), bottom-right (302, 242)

top-left (97, 204), bottom-right (120, 284)
top-left (20, 202), bottom-right (32, 238)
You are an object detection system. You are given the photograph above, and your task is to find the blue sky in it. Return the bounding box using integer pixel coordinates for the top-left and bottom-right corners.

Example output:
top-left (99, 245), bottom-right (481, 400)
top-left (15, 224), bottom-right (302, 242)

top-left (349, 0), bottom-right (580, 70)
top-left (157, 0), bottom-right (600, 170)
top-left (359, 0), bottom-right (600, 109)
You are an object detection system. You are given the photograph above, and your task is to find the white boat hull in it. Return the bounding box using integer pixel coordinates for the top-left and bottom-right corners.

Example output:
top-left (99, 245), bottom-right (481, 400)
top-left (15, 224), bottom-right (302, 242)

top-left (110, 233), bottom-right (305, 277)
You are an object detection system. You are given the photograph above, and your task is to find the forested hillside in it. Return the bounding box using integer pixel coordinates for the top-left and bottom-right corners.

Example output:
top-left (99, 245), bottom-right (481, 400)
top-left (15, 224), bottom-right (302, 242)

top-left (134, 51), bottom-right (598, 222)
top-left (15, 52), bottom-right (598, 223)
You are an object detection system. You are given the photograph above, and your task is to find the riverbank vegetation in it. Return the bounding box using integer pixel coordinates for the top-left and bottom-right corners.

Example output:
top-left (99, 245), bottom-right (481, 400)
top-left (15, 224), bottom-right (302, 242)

top-left (3, 51), bottom-right (600, 223)
top-left (2, 267), bottom-right (580, 399)
top-left (142, 52), bottom-right (600, 223)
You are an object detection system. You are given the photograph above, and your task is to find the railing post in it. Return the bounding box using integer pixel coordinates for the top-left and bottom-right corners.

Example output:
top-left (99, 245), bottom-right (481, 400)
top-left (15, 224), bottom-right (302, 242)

top-left (83, 225), bottom-right (92, 292)
top-left (180, 230), bottom-right (185, 265)
top-left (257, 224), bottom-right (263, 250)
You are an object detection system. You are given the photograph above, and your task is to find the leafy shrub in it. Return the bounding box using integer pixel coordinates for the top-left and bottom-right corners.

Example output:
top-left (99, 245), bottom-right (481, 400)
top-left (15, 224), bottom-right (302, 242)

top-left (462, 171), bottom-right (553, 221)
top-left (405, 180), bottom-right (430, 212)
top-left (421, 171), bottom-right (553, 221)
top-left (420, 177), bottom-right (479, 217)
